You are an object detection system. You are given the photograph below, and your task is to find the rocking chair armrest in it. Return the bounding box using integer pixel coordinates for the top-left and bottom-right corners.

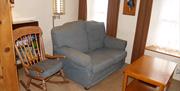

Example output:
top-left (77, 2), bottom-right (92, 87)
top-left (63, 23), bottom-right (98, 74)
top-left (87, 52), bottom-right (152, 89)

top-left (29, 66), bottom-right (44, 73)
top-left (45, 54), bottom-right (66, 59)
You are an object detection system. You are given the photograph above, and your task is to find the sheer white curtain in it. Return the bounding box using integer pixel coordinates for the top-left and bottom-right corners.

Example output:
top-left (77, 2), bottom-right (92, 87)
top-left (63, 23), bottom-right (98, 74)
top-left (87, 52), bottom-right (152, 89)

top-left (87, 0), bottom-right (108, 28)
top-left (149, 0), bottom-right (180, 51)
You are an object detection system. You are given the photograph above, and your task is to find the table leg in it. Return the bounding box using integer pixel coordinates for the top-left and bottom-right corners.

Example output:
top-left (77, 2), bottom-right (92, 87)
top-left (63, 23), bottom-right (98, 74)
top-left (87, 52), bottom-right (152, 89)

top-left (122, 73), bottom-right (128, 91)
top-left (165, 81), bottom-right (171, 91)
top-left (159, 85), bottom-right (165, 91)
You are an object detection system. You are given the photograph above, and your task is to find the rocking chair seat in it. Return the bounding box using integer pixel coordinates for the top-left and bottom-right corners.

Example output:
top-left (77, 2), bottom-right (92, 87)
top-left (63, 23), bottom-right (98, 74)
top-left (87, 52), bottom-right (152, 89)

top-left (29, 59), bottom-right (63, 78)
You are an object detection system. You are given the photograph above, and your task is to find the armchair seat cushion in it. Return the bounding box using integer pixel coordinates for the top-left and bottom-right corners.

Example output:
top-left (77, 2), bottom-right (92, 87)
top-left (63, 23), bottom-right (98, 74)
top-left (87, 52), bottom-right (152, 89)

top-left (29, 59), bottom-right (62, 78)
top-left (87, 48), bottom-right (127, 73)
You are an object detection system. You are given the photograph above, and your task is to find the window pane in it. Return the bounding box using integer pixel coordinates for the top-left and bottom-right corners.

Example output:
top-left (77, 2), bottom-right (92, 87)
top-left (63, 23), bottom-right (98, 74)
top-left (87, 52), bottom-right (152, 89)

top-left (147, 0), bottom-right (180, 51)
top-left (87, 0), bottom-right (108, 28)
top-left (53, 0), bottom-right (65, 15)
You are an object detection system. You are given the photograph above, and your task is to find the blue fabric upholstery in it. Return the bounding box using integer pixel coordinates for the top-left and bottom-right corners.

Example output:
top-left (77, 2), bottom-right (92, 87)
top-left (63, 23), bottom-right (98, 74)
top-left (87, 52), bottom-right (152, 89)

top-left (62, 59), bottom-right (93, 87)
top-left (104, 36), bottom-right (127, 51)
top-left (86, 21), bottom-right (106, 51)
top-left (90, 60), bottom-right (124, 88)
top-left (51, 21), bottom-right (89, 52)
top-left (87, 48), bottom-right (127, 73)
top-left (51, 21), bottom-right (127, 88)
top-left (58, 46), bottom-right (92, 69)
top-left (29, 59), bottom-right (62, 78)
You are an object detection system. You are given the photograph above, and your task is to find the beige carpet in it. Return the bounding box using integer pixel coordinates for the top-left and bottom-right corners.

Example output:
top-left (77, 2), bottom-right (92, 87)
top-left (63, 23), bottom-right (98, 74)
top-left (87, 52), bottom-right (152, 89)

top-left (19, 65), bottom-right (180, 91)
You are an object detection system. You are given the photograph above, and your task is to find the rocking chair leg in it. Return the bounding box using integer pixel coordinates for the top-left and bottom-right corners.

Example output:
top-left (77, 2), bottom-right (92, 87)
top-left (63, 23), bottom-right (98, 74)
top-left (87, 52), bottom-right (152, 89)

top-left (60, 69), bottom-right (69, 83)
top-left (27, 77), bottom-right (32, 88)
top-left (20, 80), bottom-right (31, 91)
top-left (20, 76), bottom-right (31, 91)
top-left (42, 80), bottom-right (47, 91)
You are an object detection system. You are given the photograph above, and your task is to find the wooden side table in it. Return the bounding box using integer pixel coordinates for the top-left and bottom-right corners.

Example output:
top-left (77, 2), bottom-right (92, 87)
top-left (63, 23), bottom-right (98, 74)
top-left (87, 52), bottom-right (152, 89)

top-left (122, 55), bottom-right (177, 91)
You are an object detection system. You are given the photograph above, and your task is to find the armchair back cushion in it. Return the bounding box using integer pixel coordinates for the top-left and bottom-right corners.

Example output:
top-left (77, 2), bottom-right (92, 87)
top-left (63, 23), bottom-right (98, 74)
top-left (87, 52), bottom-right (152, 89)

top-left (51, 21), bottom-right (89, 52)
top-left (86, 21), bottom-right (106, 51)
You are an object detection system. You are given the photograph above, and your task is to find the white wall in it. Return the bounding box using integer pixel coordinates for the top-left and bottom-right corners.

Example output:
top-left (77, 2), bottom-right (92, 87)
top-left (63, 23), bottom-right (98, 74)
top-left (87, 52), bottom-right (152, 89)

top-left (117, 0), bottom-right (140, 64)
top-left (12, 0), bottom-right (79, 54)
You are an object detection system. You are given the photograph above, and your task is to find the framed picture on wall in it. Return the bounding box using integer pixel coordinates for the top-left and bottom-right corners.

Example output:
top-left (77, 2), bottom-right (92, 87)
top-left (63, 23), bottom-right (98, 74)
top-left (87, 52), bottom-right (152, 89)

top-left (123, 0), bottom-right (137, 16)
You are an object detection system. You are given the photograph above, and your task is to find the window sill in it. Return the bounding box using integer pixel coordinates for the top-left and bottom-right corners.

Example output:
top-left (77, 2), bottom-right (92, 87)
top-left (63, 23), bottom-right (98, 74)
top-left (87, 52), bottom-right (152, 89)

top-left (145, 45), bottom-right (180, 58)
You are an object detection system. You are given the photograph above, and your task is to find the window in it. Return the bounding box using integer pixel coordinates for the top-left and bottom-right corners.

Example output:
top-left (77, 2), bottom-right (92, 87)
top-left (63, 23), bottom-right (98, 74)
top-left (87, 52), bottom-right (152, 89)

top-left (87, 0), bottom-right (108, 27)
top-left (147, 0), bottom-right (180, 51)
top-left (53, 0), bottom-right (65, 15)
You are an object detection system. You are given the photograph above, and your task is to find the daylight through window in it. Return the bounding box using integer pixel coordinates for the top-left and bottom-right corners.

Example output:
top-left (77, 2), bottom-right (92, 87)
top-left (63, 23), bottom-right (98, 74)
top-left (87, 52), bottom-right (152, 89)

top-left (53, 0), bottom-right (65, 15)
top-left (87, 0), bottom-right (108, 28)
top-left (147, 0), bottom-right (180, 51)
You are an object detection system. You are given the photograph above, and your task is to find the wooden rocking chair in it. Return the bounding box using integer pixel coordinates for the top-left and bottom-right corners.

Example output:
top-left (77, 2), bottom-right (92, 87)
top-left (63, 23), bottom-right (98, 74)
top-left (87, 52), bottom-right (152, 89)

top-left (13, 26), bottom-right (68, 91)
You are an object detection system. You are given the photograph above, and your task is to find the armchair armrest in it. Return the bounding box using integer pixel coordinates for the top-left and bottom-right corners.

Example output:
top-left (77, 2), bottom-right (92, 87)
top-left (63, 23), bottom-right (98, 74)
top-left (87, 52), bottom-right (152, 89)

top-left (45, 54), bottom-right (65, 59)
top-left (104, 36), bottom-right (127, 51)
top-left (59, 46), bottom-right (92, 68)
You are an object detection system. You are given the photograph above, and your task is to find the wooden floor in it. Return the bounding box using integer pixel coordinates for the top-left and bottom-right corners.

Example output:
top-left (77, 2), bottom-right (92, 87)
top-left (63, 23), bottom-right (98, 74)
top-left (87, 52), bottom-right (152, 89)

top-left (17, 65), bottom-right (180, 91)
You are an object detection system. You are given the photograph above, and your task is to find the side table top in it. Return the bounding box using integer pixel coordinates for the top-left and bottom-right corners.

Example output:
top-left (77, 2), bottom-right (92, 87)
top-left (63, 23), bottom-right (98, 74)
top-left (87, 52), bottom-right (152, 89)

top-left (124, 55), bottom-right (177, 86)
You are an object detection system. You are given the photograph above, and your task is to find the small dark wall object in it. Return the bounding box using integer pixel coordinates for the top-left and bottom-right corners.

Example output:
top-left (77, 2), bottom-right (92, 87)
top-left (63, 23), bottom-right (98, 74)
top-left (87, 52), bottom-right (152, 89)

top-left (123, 0), bottom-right (137, 16)
top-left (127, 0), bottom-right (135, 9)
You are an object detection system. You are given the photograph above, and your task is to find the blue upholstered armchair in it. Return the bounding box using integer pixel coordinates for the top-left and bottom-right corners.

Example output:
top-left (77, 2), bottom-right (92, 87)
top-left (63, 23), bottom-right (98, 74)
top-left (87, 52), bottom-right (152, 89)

top-left (51, 21), bottom-right (127, 89)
